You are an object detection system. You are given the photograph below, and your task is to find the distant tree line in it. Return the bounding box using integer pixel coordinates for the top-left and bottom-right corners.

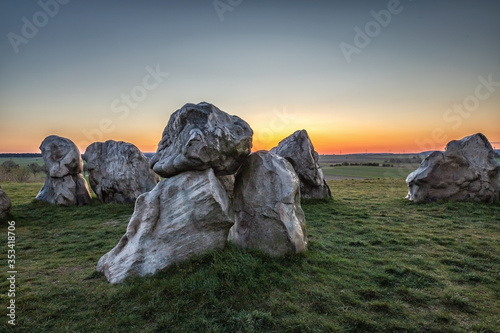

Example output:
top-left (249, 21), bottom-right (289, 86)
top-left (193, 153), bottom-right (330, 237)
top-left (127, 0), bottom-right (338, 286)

top-left (384, 156), bottom-right (422, 164)
top-left (0, 153), bottom-right (42, 158)
top-left (0, 161), bottom-right (46, 182)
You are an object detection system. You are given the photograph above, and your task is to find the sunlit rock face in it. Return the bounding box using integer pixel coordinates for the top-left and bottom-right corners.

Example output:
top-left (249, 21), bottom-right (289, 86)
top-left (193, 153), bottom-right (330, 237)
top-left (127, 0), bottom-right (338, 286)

top-left (97, 169), bottom-right (234, 284)
top-left (406, 133), bottom-right (500, 203)
top-left (83, 140), bottom-right (159, 204)
top-left (271, 129), bottom-right (331, 200)
top-left (36, 135), bottom-right (91, 206)
top-left (0, 186), bottom-right (11, 220)
top-left (228, 151), bottom-right (307, 256)
top-left (150, 102), bottom-right (253, 178)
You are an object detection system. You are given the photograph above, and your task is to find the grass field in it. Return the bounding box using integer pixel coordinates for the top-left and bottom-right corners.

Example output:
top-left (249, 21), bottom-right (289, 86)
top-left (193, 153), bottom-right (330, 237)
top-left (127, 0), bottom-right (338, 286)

top-left (1, 179), bottom-right (499, 332)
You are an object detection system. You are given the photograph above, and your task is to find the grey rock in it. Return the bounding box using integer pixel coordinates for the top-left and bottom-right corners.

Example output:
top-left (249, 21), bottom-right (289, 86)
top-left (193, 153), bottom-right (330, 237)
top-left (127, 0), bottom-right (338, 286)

top-left (97, 168), bottom-right (234, 284)
top-left (271, 129), bottom-right (331, 200)
top-left (300, 180), bottom-right (332, 200)
top-left (0, 186), bottom-right (11, 220)
top-left (37, 174), bottom-right (92, 206)
top-left (83, 140), bottom-right (159, 204)
top-left (406, 133), bottom-right (500, 203)
top-left (150, 102), bottom-right (253, 178)
top-left (228, 151), bottom-right (307, 256)
top-left (217, 174), bottom-right (235, 199)
top-left (36, 135), bottom-right (92, 206)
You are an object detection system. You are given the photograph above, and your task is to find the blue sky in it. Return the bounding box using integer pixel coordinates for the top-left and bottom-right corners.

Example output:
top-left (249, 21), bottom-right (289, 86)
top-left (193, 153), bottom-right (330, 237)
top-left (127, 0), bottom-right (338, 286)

top-left (1, 0), bottom-right (499, 153)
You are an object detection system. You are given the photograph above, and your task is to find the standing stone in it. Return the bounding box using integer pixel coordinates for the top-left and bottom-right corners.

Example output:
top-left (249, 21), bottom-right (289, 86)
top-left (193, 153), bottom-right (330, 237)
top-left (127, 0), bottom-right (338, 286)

top-left (150, 102), bottom-right (253, 178)
top-left (0, 186), bottom-right (11, 220)
top-left (406, 133), bottom-right (500, 203)
top-left (36, 135), bottom-right (92, 206)
top-left (83, 140), bottom-right (159, 204)
top-left (271, 129), bottom-right (331, 200)
top-left (228, 151), bottom-right (307, 256)
top-left (97, 169), bottom-right (234, 284)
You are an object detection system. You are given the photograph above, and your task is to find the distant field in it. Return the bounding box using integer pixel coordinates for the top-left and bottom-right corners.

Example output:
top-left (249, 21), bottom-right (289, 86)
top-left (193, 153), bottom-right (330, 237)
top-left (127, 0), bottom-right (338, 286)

top-left (0, 157), bottom-right (44, 167)
top-left (1, 180), bottom-right (499, 332)
top-left (319, 153), bottom-right (425, 165)
top-left (318, 154), bottom-right (420, 179)
top-left (320, 154), bottom-right (500, 179)
top-left (322, 166), bottom-right (416, 179)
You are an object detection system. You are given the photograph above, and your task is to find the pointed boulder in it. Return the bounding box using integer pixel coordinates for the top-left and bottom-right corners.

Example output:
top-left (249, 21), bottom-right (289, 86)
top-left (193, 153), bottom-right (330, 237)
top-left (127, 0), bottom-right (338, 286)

top-left (271, 129), bottom-right (331, 200)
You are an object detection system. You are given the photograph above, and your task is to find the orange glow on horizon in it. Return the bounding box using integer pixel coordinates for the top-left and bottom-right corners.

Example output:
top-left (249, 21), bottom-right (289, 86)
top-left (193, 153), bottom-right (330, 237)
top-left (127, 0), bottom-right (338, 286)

top-left (2, 132), bottom-right (499, 155)
top-left (1, 123), bottom-right (498, 155)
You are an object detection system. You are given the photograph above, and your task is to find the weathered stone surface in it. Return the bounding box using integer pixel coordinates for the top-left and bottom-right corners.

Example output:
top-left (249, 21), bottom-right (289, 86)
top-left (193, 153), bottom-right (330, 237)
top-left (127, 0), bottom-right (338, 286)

top-left (150, 102), bottom-right (253, 178)
top-left (299, 180), bottom-right (332, 200)
top-left (83, 140), bottom-right (159, 204)
top-left (228, 151), bottom-right (307, 256)
top-left (406, 133), bottom-right (500, 203)
top-left (0, 186), bottom-right (11, 220)
top-left (217, 174), bottom-right (235, 199)
top-left (36, 135), bottom-right (92, 206)
top-left (97, 169), bottom-right (234, 284)
top-left (271, 129), bottom-right (331, 200)
top-left (37, 174), bottom-right (92, 206)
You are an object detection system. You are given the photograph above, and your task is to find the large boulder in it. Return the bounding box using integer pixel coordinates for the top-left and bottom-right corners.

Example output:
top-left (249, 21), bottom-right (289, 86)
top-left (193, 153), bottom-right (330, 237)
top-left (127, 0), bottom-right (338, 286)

top-left (83, 140), bottom-right (159, 204)
top-left (150, 102), bottom-right (253, 178)
top-left (97, 168), bottom-right (234, 284)
top-left (228, 151), bottom-right (307, 256)
top-left (406, 133), bottom-right (500, 203)
top-left (0, 186), bottom-right (11, 220)
top-left (36, 135), bottom-right (92, 206)
top-left (271, 130), bottom-right (331, 200)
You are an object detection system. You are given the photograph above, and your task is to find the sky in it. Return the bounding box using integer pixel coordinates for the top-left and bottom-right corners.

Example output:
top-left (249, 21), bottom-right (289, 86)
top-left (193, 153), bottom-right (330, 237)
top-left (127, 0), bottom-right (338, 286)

top-left (0, 0), bottom-right (499, 154)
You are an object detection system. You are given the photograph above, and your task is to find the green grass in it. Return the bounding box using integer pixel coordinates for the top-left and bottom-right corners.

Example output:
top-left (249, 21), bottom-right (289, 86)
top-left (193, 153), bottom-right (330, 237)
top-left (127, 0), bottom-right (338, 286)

top-left (322, 166), bottom-right (416, 179)
top-left (1, 180), bottom-right (500, 332)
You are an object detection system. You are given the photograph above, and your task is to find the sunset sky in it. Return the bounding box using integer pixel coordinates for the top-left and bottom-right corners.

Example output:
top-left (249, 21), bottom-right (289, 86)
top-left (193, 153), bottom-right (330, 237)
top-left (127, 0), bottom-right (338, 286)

top-left (1, 0), bottom-right (499, 154)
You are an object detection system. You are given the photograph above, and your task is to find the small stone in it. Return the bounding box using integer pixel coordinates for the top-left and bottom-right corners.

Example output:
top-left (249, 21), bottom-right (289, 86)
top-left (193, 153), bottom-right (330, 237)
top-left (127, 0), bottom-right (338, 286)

top-left (0, 186), bottom-right (11, 220)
